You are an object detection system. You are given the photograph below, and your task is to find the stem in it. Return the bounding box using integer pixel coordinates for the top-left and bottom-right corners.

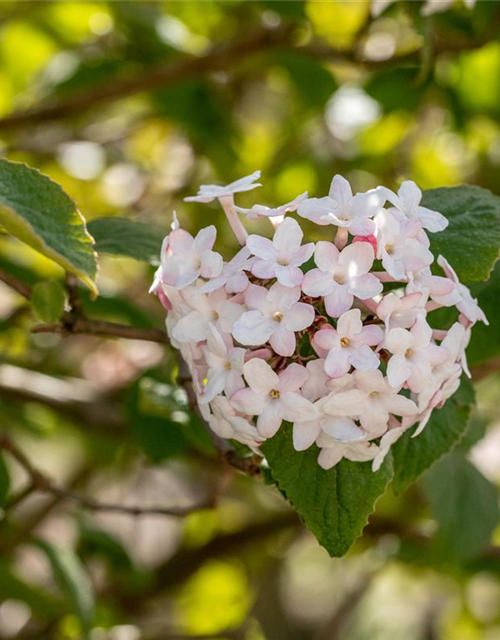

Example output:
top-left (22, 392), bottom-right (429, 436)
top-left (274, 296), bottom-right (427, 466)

top-left (334, 227), bottom-right (348, 249)
top-left (219, 196), bottom-right (248, 246)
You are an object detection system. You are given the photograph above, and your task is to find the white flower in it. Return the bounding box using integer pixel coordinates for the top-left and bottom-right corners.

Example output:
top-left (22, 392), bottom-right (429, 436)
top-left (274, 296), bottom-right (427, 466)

top-left (302, 241), bottom-right (382, 317)
top-left (372, 426), bottom-right (406, 472)
top-left (184, 171), bottom-right (262, 203)
top-left (422, 0), bottom-right (475, 16)
top-left (298, 175), bottom-right (382, 235)
top-left (385, 315), bottom-right (448, 393)
top-left (171, 288), bottom-right (243, 343)
top-left (354, 370), bottom-right (419, 435)
top-left (382, 181), bottom-right (449, 232)
top-left (317, 435), bottom-right (379, 470)
top-left (232, 283), bottom-right (315, 357)
top-left (301, 359), bottom-right (331, 402)
top-left (231, 359), bottom-right (318, 438)
top-left (197, 247), bottom-right (254, 295)
top-left (236, 192), bottom-right (307, 220)
top-left (313, 309), bottom-right (383, 378)
top-left (437, 255), bottom-right (489, 325)
top-left (375, 211), bottom-right (434, 280)
top-left (158, 225), bottom-right (223, 290)
top-left (208, 396), bottom-right (262, 448)
top-left (199, 326), bottom-right (246, 403)
top-left (246, 217), bottom-right (315, 287)
top-left (376, 291), bottom-right (426, 333)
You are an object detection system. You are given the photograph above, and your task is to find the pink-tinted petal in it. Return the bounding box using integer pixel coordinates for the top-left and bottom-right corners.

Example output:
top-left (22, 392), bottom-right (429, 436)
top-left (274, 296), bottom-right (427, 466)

top-left (349, 273), bottom-right (383, 299)
top-left (194, 225), bottom-right (217, 253)
top-left (350, 217), bottom-right (376, 236)
top-left (278, 362), bottom-right (309, 391)
top-left (324, 348), bottom-right (351, 378)
top-left (200, 250), bottom-right (223, 279)
top-left (349, 345), bottom-right (380, 371)
top-left (318, 446), bottom-right (344, 469)
top-left (314, 241), bottom-right (339, 272)
top-left (358, 324), bottom-right (384, 347)
top-left (324, 286), bottom-right (353, 317)
top-left (289, 243), bottom-right (315, 267)
top-left (275, 264), bottom-right (304, 287)
top-left (411, 314), bottom-right (432, 347)
top-left (270, 325), bottom-right (296, 357)
top-left (273, 217), bottom-right (303, 253)
top-left (285, 302), bottom-right (315, 331)
top-left (337, 308), bottom-right (362, 337)
top-left (267, 282), bottom-right (301, 308)
top-left (281, 392), bottom-right (318, 423)
top-left (387, 353), bottom-right (411, 388)
top-left (293, 420), bottom-right (321, 451)
top-left (171, 311), bottom-right (207, 342)
top-left (385, 328), bottom-right (414, 354)
top-left (232, 310), bottom-right (273, 346)
top-left (321, 417), bottom-right (365, 442)
top-left (246, 235), bottom-right (277, 261)
top-left (244, 283), bottom-right (268, 309)
top-left (168, 228), bottom-right (194, 253)
top-left (313, 326), bottom-right (338, 351)
top-left (297, 198), bottom-right (333, 226)
top-left (243, 357), bottom-right (278, 393)
top-left (302, 269), bottom-right (335, 298)
top-left (251, 259), bottom-right (278, 280)
top-left (339, 242), bottom-right (374, 275)
top-left (385, 394), bottom-right (418, 417)
top-left (231, 388), bottom-right (266, 415)
top-left (257, 401), bottom-right (282, 437)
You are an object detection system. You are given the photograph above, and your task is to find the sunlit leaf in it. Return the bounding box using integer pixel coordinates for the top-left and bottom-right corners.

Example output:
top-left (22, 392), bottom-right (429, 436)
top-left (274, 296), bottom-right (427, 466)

top-left (87, 217), bottom-right (162, 264)
top-left (31, 280), bottom-right (66, 323)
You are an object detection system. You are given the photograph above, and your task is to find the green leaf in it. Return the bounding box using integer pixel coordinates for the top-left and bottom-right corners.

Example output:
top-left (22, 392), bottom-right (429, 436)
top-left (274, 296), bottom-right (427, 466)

top-left (0, 159), bottom-right (98, 294)
top-left (0, 560), bottom-right (60, 619)
top-left (31, 280), bottom-right (66, 323)
top-left (0, 453), bottom-right (9, 507)
top-left (466, 261), bottom-right (500, 365)
top-left (35, 540), bottom-right (94, 638)
top-left (87, 217), bottom-right (163, 265)
top-left (422, 185), bottom-right (500, 283)
top-left (275, 50), bottom-right (337, 109)
top-left (422, 453), bottom-right (500, 562)
top-left (392, 377), bottom-right (475, 494)
top-left (261, 423), bottom-right (393, 557)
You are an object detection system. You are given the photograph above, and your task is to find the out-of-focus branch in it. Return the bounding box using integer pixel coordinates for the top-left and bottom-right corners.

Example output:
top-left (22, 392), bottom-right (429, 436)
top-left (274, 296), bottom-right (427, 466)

top-left (0, 432), bottom-right (215, 518)
top-left (0, 266), bottom-right (32, 299)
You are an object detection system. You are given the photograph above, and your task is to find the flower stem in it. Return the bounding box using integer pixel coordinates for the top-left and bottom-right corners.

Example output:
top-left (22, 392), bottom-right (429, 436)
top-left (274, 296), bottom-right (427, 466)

top-left (219, 196), bottom-right (248, 246)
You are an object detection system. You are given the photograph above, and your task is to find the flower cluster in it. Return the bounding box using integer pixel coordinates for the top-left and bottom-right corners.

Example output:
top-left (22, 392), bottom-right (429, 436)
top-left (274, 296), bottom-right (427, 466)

top-left (151, 172), bottom-right (486, 472)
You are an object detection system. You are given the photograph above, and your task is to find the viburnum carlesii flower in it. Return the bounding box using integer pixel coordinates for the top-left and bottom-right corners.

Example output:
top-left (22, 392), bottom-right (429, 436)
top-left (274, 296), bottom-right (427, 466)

top-left (302, 241), bottom-right (382, 317)
top-left (372, 426), bottom-right (406, 472)
top-left (382, 181), bottom-right (449, 233)
top-left (232, 283), bottom-right (314, 356)
top-left (199, 326), bottom-right (245, 404)
top-left (159, 225), bottom-right (223, 289)
top-left (171, 287), bottom-right (243, 343)
top-left (301, 359), bottom-right (331, 402)
top-left (246, 218), bottom-right (315, 287)
top-left (384, 315), bottom-right (448, 393)
top-left (197, 247), bottom-right (254, 295)
top-left (437, 255), bottom-right (489, 325)
top-left (236, 192), bottom-right (307, 221)
top-left (313, 309), bottom-right (383, 378)
top-left (376, 291), bottom-right (426, 333)
top-left (208, 396), bottom-right (262, 448)
top-left (317, 435), bottom-right (379, 470)
top-left (298, 175), bottom-right (382, 238)
top-left (375, 210), bottom-right (434, 280)
top-left (406, 267), bottom-right (456, 308)
top-left (185, 171), bottom-right (262, 203)
top-left (353, 370), bottom-right (418, 435)
top-left (231, 359), bottom-right (318, 438)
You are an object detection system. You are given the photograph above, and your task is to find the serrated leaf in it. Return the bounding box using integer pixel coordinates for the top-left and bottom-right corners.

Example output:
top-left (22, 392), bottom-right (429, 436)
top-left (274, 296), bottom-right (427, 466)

top-left (31, 280), bottom-right (66, 323)
top-left (422, 185), bottom-right (500, 283)
top-left (261, 423), bottom-right (393, 557)
top-left (422, 453), bottom-right (500, 562)
top-left (87, 217), bottom-right (162, 265)
top-left (35, 540), bottom-right (94, 638)
top-left (0, 159), bottom-right (98, 294)
top-left (392, 377), bottom-right (475, 494)
top-left (0, 453), bottom-right (9, 507)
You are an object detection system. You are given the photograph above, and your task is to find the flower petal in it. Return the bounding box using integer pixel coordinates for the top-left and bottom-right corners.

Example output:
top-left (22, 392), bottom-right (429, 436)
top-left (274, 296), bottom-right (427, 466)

top-left (243, 357), bottom-right (279, 393)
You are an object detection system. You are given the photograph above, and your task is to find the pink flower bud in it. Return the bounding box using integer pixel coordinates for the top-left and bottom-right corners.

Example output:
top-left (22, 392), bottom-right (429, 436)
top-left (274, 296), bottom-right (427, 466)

top-left (353, 234), bottom-right (378, 253)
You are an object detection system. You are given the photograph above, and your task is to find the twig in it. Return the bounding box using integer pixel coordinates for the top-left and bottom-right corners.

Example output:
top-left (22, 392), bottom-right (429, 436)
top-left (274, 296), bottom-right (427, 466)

top-left (0, 433), bottom-right (214, 518)
top-left (0, 266), bottom-right (31, 299)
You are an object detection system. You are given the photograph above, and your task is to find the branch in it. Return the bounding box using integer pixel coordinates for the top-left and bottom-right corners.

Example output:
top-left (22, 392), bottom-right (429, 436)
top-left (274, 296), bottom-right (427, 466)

top-left (0, 266), bottom-right (31, 299)
top-left (0, 433), bottom-right (214, 518)
top-left (0, 25), bottom-right (295, 131)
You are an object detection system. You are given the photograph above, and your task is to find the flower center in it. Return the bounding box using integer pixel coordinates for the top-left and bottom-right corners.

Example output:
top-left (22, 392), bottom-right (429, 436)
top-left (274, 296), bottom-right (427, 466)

top-left (333, 274), bottom-right (345, 285)
top-left (212, 311), bottom-right (220, 321)
top-left (273, 311), bottom-right (284, 322)
top-left (385, 244), bottom-right (394, 255)
top-left (278, 258), bottom-right (289, 266)
top-left (225, 362), bottom-right (232, 370)
top-left (405, 348), bottom-right (413, 357)
top-left (269, 389), bottom-right (281, 399)
top-left (340, 337), bottom-right (349, 347)
top-left (369, 391), bottom-right (379, 398)
top-left (195, 259), bottom-right (202, 269)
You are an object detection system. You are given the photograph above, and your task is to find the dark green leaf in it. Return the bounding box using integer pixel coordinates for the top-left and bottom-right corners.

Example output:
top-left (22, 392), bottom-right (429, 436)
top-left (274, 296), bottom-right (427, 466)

top-left (35, 540), bottom-right (94, 638)
top-left (87, 217), bottom-right (163, 265)
top-left (0, 159), bottom-right (98, 294)
top-left (365, 67), bottom-right (424, 112)
top-left (422, 185), bottom-right (500, 283)
top-left (422, 453), bottom-right (500, 561)
top-left (392, 377), bottom-right (475, 494)
top-left (0, 560), bottom-right (60, 619)
top-left (261, 423), bottom-right (393, 557)
top-left (275, 50), bottom-right (337, 109)
top-left (466, 260), bottom-right (500, 365)
top-left (31, 280), bottom-right (66, 323)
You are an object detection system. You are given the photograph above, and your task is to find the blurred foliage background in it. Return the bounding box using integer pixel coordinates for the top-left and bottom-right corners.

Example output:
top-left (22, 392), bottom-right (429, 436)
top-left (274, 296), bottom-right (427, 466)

top-left (1, 1), bottom-right (500, 639)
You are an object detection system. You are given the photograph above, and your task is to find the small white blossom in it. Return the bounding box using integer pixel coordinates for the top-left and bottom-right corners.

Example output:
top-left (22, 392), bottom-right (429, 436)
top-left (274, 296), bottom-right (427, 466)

top-left (184, 171), bottom-right (262, 203)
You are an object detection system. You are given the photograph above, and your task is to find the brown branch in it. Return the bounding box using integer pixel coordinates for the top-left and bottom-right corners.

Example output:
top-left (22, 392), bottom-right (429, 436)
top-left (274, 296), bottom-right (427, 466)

top-left (0, 433), bottom-right (214, 518)
top-left (0, 266), bottom-right (31, 299)
top-left (0, 25), bottom-right (295, 131)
